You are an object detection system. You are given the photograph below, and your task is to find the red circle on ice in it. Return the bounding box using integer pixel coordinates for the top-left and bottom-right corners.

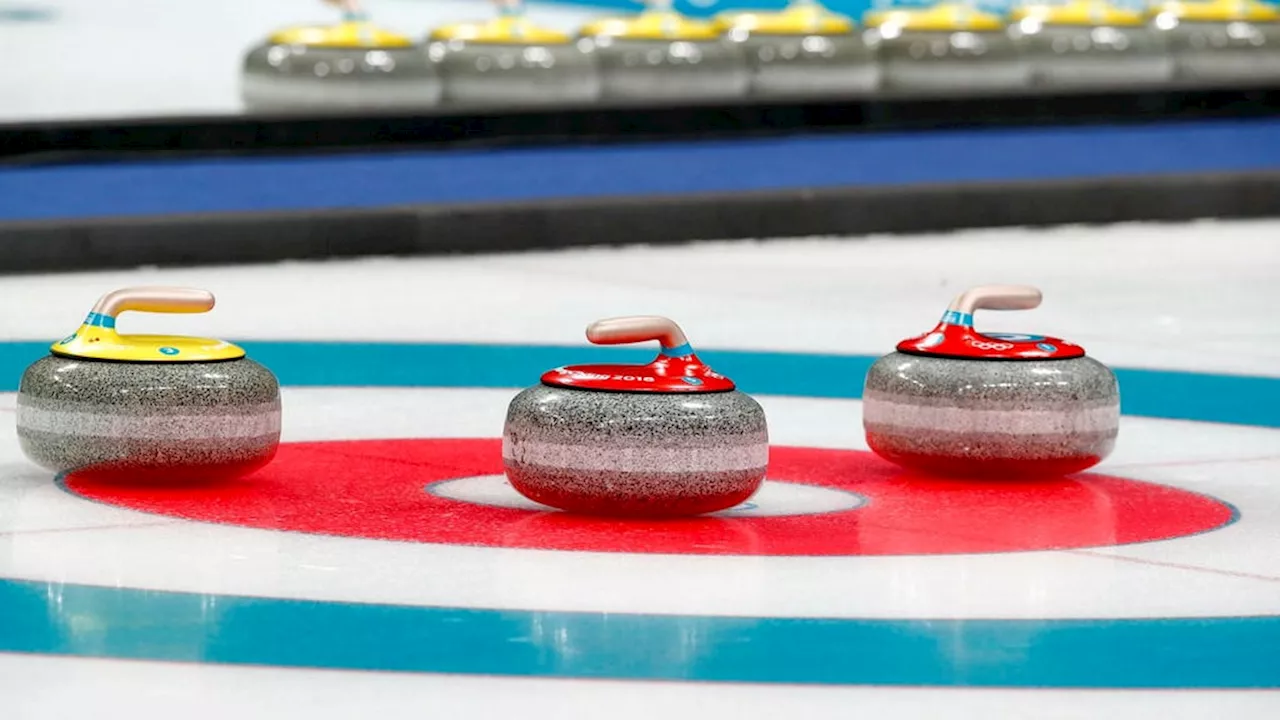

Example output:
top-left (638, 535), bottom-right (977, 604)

top-left (62, 439), bottom-right (1235, 556)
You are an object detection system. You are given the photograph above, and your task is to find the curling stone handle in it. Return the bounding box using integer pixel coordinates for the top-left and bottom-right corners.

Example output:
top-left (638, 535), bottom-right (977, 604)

top-left (91, 287), bottom-right (215, 319)
top-left (586, 316), bottom-right (691, 352)
top-left (948, 285), bottom-right (1042, 318)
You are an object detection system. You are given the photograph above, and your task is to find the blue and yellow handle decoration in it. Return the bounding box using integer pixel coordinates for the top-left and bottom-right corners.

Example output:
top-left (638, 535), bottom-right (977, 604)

top-left (52, 287), bottom-right (244, 363)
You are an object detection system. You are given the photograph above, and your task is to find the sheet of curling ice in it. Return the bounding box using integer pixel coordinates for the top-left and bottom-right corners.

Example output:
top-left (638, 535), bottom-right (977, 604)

top-left (862, 284), bottom-right (1120, 478)
top-left (502, 315), bottom-right (769, 517)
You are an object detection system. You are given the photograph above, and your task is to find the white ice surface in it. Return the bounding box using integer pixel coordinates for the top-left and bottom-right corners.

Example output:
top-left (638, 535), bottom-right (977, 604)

top-left (0, 223), bottom-right (1277, 718)
top-left (0, 220), bottom-right (1276, 376)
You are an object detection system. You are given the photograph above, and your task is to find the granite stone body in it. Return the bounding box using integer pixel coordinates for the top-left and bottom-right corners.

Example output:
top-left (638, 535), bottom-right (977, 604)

top-left (17, 356), bottom-right (281, 481)
top-left (241, 42), bottom-right (442, 112)
top-left (587, 37), bottom-right (750, 101)
top-left (728, 31), bottom-right (879, 97)
top-left (503, 384), bottom-right (768, 516)
top-left (875, 30), bottom-right (1030, 94)
top-left (427, 40), bottom-right (600, 107)
top-left (1157, 20), bottom-right (1280, 84)
top-left (1014, 24), bottom-right (1173, 88)
top-left (863, 352), bottom-right (1119, 477)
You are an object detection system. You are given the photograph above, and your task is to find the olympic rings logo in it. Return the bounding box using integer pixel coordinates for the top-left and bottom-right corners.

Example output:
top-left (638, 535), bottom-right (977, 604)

top-left (968, 340), bottom-right (1015, 351)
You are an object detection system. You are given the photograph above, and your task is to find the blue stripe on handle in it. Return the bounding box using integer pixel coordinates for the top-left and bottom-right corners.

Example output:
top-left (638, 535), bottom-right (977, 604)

top-left (83, 312), bottom-right (115, 329)
top-left (940, 311), bottom-right (972, 327)
top-left (661, 343), bottom-right (695, 357)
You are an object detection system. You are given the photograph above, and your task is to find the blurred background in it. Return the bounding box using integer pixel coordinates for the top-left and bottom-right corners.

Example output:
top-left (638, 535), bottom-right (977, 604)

top-left (3, 0), bottom-right (1280, 273)
top-left (4, 0), bottom-right (1280, 122)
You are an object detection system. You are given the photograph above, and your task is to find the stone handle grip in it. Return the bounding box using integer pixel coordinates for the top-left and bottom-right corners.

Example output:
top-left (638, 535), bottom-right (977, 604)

top-left (91, 287), bottom-right (215, 318)
top-left (948, 285), bottom-right (1043, 316)
top-left (586, 316), bottom-right (690, 351)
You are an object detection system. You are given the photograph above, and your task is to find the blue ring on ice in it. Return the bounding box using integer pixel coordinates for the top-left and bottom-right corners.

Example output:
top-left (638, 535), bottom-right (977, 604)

top-left (0, 339), bottom-right (1276, 689)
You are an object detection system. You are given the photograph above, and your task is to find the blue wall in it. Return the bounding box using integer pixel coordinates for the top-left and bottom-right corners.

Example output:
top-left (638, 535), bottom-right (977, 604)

top-left (5, 119), bottom-right (1280, 222)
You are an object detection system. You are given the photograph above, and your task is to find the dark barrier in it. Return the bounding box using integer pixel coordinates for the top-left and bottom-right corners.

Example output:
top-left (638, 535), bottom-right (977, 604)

top-left (3, 88), bottom-right (1280, 274)
top-left (3, 170), bottom-right (1278, 274)
top-left (4, 86), bottom-right (1280, 164)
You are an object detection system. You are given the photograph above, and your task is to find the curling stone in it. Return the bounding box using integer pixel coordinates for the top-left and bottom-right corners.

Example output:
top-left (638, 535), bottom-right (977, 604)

top-left (241, 2), bottom-right (440, 113)
top-left (1150, 0), bottom-right (1280, 85)
top-left (503, 316), bottom-right (768, 517)
top-left (16, 287), bottom-right (281, 482)
top-left (862, 285), bottom-right (1119, 478)
top-left (426, 0), bottom-right (599, 108)
top-left (865, 3), bottom-right (1030, 95)
top-left (716, 0), bottom-right (879, 97)
top-left (1011, 1), bottom-right (1173, 89)
top-left (579, 0), bottom-right (750, 102)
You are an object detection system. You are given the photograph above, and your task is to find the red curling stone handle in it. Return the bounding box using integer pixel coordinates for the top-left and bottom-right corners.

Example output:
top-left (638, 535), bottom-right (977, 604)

top-left (586, 316), bottom-right (692, 356)
top-left (948, 285), bottom-right (1042, 320)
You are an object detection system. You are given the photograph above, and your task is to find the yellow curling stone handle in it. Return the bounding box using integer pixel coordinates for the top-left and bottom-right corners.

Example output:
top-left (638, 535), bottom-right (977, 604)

top-left (581, 0), bottom-right (721, 40)
top-left (1012, 1), bottom-right (1146, 27)
top-left (1151, 0), bottom-right (1280, 22)
top-left (716, 2), bottom-right (856, 35)
top-left (864, 2), bottom-right (1007, 32)
top-left (52, 287), bottom-right (245, 363)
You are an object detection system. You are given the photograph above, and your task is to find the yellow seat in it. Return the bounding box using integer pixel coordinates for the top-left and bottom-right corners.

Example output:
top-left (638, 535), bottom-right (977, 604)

top-left (268, 21), bottom-right (414, 48)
